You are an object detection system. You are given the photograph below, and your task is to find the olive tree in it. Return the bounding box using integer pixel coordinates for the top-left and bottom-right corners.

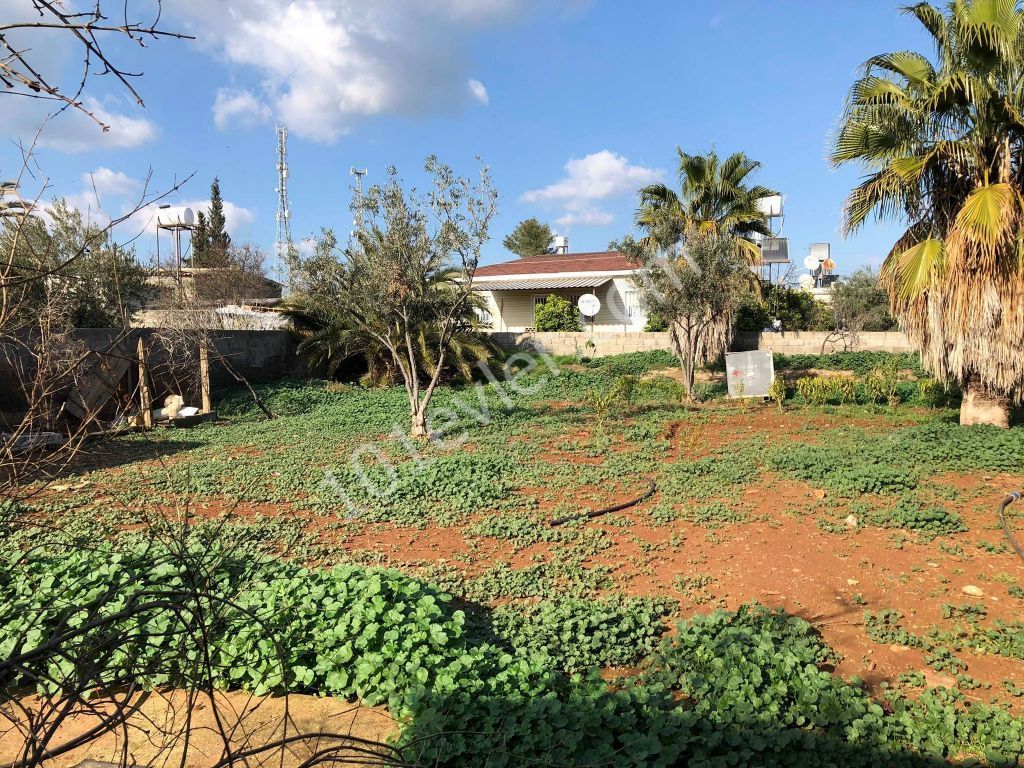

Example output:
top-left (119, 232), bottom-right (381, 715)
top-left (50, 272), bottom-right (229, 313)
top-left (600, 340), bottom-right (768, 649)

top-left (635, 230), bottom-right (751, 400)
top-left (325, 157), bottom-right (497, 437)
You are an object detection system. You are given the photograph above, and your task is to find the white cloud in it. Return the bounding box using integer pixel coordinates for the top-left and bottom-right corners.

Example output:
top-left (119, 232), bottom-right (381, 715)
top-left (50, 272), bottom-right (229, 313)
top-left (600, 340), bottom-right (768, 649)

top-left (522, 151), bottom-right (663, 204)
top-left (213, 88), bottom-right (273, 131)
top-left (171, 0), bottom-right (535, 141)
top-left (468, 79), bottom-right (490, 105)
top-left (10, 98), bottom-right (159, 154)
top-left (556, 209), bottom-right (614, 228)
top-left (522, 150), bottom-right (664, 230)
top-left (86, 168), bottom-right (142, 199)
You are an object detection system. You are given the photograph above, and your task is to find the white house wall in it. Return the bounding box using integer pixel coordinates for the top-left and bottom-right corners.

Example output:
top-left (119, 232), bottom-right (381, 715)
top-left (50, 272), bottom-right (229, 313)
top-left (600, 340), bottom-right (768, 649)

top-left (478, 275), bottom-right (646, 332)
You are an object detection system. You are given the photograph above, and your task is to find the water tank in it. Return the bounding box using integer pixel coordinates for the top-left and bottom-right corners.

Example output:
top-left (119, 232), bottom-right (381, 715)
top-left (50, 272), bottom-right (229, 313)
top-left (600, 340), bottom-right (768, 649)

top-left (756, 194), bottom-right (784, 218)
top-left (155, 206), bottom-right (195, 228)
top-left (809, 242), bottom-right (831, 261)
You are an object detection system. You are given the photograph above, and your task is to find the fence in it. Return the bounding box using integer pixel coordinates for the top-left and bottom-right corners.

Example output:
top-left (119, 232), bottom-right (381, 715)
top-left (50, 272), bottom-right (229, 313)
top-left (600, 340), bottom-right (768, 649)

top-left (487, 330), bottom-right (914, 358)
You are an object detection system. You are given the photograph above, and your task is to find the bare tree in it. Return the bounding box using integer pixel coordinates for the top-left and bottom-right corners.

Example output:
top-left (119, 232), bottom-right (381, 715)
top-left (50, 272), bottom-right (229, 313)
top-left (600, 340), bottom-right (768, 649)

top-left (0, 135), bottom-right (193, 500)
top-left (0, 1), bottom-right (191, 130)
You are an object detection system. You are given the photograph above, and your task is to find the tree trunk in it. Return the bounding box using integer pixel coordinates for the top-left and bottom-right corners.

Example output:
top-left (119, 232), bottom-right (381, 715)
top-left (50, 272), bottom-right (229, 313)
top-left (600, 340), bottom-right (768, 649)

top-left (960, 375), bottom-right (1010, 428)
top-left (410, 407), bottom-right (428, 438)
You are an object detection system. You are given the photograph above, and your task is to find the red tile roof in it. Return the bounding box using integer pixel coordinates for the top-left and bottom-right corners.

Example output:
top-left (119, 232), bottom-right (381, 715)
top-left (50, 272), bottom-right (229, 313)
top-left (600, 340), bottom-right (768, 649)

top-left (474, 251), bottom-right (635, 278)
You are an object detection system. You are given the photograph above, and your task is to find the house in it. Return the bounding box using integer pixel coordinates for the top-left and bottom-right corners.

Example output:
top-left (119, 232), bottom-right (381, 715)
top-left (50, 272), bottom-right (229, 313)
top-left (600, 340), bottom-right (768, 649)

top-left (473, 251), bottom-right (646, 332)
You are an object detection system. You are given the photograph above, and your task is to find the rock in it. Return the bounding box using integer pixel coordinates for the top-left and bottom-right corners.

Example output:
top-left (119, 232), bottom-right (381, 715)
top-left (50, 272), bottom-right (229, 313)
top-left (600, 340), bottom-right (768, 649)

top-left (844, 514), bottom-right (859, 529)
top-left (847, 578), bottom-right (860, 586)
top-left (927, 562), bottom-right (939, 568)
top-left (962, 585), bottom-right (984, 597)
top-left (813, 489), bottom-right (827, 500)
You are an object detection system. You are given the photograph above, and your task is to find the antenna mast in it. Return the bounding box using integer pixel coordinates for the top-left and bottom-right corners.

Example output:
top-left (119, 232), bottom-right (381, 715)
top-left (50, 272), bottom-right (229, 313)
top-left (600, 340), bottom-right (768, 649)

top-left (275, 124), bottom-right (294, 294)
top-left (350, 166), bottom-right (367, 236)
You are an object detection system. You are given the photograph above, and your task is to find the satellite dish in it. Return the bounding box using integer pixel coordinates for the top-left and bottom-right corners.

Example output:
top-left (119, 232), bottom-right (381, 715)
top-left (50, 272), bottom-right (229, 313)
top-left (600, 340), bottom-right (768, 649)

top-left (577, 294), bottom-right (601, 317)
top-left (802, 255), bottom-right (819, 270)
top-left (799, 274), bottom-right (815, 290)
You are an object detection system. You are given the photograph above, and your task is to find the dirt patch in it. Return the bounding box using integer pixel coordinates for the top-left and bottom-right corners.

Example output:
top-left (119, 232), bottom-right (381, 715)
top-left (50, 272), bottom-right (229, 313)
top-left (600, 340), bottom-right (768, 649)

top-left (0, 690), bottom-right (398, 768)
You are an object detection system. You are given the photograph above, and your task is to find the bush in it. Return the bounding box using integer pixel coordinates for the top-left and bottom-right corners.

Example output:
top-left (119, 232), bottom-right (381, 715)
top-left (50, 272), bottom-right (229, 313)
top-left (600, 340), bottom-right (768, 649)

top-left (861, 358), bottom-right (901, 405)
top-left (533, 294), bottom-right (582, 332)
top-left (775, 351), bottom-right (922, 377)
top-left (796, 375), bottom-right (857, 405)
top-left (917, 378), bottom-right (956, 408)
top-left (768, 377), bottom-right (788, 410)
top-left (691, 381), bottom-right (725, 402)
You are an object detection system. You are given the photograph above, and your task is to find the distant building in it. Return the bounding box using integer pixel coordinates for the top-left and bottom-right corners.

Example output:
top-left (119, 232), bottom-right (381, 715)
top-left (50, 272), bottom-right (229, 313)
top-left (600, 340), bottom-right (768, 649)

top-left (473, 251), bottom-right (646, 332)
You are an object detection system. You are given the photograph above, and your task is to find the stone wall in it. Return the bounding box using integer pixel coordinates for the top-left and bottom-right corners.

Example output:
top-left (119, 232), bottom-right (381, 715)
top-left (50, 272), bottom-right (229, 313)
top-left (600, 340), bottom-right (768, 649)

top-left (488, 330), bottom-right (914, 358)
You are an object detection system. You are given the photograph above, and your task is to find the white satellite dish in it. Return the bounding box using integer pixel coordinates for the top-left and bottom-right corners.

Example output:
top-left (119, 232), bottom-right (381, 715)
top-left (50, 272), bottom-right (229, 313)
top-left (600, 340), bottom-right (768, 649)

top-left (802, 254), bottom-right (819, 270)
top-left (577, 294), bottom-right (601, 317)
top-left (799, 274), bottom-right (815, 290)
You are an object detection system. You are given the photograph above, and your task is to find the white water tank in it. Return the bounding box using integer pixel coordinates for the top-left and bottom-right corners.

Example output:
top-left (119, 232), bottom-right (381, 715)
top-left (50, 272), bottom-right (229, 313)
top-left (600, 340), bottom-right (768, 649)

top-left (155, 206), bottom-right (195, 228)
top-left (756, 194), bottom-right (784, 218)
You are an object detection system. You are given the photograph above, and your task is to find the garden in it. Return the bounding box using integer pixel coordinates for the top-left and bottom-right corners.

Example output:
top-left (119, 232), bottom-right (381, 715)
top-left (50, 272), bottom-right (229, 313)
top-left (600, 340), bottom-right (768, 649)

top-left (4, 349), bottom-right (1024, 766)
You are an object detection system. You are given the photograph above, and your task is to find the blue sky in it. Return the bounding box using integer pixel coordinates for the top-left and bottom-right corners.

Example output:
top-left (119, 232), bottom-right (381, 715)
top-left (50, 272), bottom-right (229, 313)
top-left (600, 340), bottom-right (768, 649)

top-left (2, 1), bottom-right (930, 275)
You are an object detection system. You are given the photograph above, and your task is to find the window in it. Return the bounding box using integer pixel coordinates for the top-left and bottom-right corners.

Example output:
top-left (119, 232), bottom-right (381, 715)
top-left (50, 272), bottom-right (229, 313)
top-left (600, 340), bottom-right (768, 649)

top-left (624, 290), bottom-right (643, 322)
top-left (475, 305), bottom-right (493, 328)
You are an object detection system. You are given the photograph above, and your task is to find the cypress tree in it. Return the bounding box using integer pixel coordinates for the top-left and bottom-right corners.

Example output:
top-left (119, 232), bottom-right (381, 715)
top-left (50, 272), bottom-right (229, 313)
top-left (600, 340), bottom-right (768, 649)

top-left (201, 177), bottom-right (231, 267)
top-left (191, 210), bottom-right (209, 266)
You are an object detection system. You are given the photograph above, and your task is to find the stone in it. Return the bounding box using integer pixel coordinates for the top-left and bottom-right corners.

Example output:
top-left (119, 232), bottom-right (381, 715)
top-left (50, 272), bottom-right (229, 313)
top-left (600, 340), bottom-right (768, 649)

top-left (962, 585), bottom-right (984, 597)
top-left (844, 514), bottom-right (859, 529)
top-left (847, 578), bottom-right (859, 586)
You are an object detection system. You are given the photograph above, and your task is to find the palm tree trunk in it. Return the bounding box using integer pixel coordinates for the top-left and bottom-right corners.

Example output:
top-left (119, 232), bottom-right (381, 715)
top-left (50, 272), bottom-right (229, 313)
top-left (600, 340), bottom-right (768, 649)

top-left (960, 374), bottom-right (1010, 428)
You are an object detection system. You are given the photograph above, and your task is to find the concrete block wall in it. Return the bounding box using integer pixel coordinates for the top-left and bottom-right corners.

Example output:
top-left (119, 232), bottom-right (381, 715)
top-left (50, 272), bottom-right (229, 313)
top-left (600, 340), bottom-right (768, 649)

top-left (731, 331), bottom-right (915, 355)
top-left (489, 330), bottom-right (914, 358)
top-left (489, 331), bottom-right (673, 357)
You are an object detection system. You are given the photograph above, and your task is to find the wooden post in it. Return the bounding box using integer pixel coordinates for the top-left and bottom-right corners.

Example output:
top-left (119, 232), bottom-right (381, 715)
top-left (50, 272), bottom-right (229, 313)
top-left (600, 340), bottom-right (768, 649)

top-left (199, 335), bottom-right (212, 414)
top-left (137, 335), bottom-right (152, 428)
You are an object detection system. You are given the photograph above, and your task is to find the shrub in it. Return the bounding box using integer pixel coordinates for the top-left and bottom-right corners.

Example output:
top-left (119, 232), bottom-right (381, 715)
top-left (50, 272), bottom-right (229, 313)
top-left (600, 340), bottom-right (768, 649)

top-left (776, 351), bottom-right (922, 377)
top-left (917, 378), bottom-right (955, 408)
top-left (691, 381), bottom-right (725, 402)
top-left (861, 358), bottom-right (901, 405)
top-left (796, 375), bottom-right (857, 405)
top-left (533, 294), bottom-right (582, 332)
top-left (767, 377), bottom-right (787, 410)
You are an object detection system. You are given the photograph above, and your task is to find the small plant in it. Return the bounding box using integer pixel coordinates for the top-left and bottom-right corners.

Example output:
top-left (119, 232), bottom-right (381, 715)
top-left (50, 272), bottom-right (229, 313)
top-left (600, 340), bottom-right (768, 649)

top-left (767, 377), bottom-right (787, 411)
top-left (612, 374), bottom-right (638, 407)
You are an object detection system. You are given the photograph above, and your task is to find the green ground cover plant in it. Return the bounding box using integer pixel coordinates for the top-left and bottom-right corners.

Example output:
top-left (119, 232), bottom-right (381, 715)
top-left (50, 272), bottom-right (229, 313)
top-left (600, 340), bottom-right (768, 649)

top-left (5, 519), bottom-right (1024, 765)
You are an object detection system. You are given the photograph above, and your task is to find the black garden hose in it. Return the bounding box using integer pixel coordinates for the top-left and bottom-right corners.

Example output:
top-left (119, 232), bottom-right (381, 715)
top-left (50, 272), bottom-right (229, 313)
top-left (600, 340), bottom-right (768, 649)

top-left (549, 480), bottom-right (657, 527)
top-left (999, 491), bottom-right (1024, 564)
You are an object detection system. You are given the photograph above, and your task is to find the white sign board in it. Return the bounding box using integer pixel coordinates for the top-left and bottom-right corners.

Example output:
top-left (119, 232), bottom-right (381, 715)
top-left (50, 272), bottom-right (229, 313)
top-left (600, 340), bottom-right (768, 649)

top-left (725, 350), bottom-right (775, 398)
top-left (577, 293), bottom-right (601, 317)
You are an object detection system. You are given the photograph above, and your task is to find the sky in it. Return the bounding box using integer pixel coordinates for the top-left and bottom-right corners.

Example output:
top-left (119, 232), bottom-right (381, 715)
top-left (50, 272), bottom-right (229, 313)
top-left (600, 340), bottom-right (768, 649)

top-left (1, 0), bottom-right (932, 277)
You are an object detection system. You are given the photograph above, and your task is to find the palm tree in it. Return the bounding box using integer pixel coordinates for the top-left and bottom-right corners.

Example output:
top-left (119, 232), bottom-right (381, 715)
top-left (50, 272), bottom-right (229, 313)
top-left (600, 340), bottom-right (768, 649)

top-left (635, 149), bottom-right (777, 264)
top-left (832, 0), bottom-right (1024, 426)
